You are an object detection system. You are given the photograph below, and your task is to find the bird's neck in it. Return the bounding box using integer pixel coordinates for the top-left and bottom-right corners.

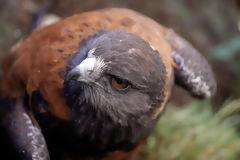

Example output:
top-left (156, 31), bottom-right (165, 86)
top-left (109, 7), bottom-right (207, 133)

top-left (34, 97), bottom-right (156, 157)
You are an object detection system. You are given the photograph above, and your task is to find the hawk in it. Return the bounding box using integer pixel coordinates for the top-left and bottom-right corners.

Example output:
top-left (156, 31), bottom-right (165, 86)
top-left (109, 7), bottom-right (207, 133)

top-left (0, 8), bottom-right (216, 160)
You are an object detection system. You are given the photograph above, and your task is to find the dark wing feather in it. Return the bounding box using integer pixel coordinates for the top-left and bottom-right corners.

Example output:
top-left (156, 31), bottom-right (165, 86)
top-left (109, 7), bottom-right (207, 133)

top-left (165, 30), bottom-right (217, 98)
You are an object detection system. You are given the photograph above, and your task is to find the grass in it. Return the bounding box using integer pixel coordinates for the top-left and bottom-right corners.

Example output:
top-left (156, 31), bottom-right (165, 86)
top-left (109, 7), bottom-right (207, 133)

top-left (134, 99), bottom-right (240, 160)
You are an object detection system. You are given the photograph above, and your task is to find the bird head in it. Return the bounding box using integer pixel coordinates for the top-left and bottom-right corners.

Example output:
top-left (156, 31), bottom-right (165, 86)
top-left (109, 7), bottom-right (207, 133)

top-left (63, 30), bottom-right (168, 153)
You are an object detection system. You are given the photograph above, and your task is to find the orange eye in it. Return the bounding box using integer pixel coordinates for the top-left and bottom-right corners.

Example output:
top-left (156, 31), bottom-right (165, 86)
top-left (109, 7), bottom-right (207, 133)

top-left (112, 77), bottom-right (129, 89)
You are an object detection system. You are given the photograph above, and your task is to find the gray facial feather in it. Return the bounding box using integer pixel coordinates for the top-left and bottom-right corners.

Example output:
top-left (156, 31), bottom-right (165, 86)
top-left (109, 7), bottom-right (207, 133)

top-left (67, 30), bottom-right (167, 126)
top-left (81, 82), bottom-right (151, 126)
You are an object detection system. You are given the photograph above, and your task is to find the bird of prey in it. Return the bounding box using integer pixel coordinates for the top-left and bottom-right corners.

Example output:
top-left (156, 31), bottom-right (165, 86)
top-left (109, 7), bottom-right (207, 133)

top-left (0, 8), bottom-right (216, 160)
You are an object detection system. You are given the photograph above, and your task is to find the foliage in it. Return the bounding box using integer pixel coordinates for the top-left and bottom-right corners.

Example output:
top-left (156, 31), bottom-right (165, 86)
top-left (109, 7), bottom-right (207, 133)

top-left (134, 99), bottom-right (240, 160)
top-left (210, 36), bottom-right (240, 62)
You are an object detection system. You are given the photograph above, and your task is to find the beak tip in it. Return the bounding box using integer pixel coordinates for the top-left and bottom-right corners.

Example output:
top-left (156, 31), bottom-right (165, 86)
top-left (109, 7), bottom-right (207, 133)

top-left (66, 71), bottom-right (80, 81)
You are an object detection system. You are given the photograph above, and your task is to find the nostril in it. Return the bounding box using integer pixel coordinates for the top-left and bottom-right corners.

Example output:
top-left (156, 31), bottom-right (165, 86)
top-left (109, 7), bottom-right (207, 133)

top-left (72, 74), bottom-right (81, 81)
top-left (87, 69), bottom-right (94, 75)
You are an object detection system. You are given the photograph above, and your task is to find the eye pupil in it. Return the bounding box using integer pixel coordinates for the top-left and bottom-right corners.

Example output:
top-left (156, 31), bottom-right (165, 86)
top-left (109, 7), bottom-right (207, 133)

top-left (112, 77), bottom-right (129, 89)
top-left (116, 78), bottom-right (123, 84)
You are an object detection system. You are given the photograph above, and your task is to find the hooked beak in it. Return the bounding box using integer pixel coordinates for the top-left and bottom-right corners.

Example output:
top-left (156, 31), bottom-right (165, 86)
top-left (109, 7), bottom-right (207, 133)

top-left (65, 57), bottom-right (106, 83)
top-left (66, 69), bottom-right (81, 81)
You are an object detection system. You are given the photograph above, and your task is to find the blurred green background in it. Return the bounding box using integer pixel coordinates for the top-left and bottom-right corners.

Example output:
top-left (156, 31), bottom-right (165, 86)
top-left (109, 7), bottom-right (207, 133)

top-left (0, 0), bottom-right (240, 159)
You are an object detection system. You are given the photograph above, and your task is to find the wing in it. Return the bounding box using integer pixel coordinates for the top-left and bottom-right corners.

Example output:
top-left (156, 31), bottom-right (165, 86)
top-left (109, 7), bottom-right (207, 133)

top-left (165, 29), bottom-right (217, 98)
top-left (1, 7), bottom-right (174, 127)
top-left (0, 8), bottom-right (176, 160)
top-left (0, 97), bottom-right (50, 160)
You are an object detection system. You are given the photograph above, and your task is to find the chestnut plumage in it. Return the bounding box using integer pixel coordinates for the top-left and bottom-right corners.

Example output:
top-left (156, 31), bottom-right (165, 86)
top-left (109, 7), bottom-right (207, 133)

top-left (0, 8), bottom-right (216, 160)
